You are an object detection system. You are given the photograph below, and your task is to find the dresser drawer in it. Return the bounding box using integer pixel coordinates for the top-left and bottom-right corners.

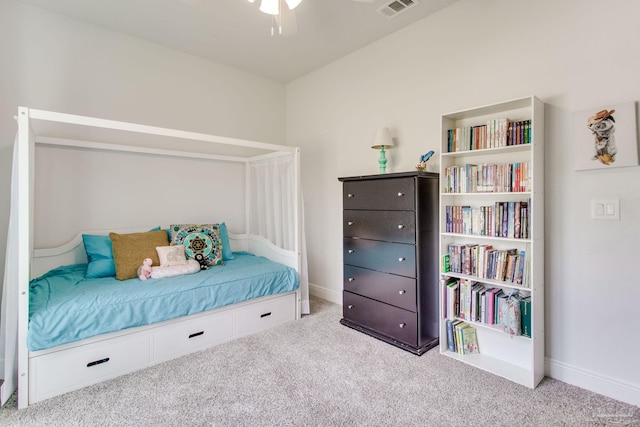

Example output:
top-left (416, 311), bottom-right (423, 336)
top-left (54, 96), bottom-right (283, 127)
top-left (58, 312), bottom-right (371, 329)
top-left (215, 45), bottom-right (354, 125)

top-left (344, 210), bottom-right (415, 244)
top-left (344, 237), bottom-right (415, 277)
top-left (343, 178), bottom-right (415, 211)
top-left (344, 265), bottom-right (417, 311)
top-left (343, 292), bottom-right (417, 346)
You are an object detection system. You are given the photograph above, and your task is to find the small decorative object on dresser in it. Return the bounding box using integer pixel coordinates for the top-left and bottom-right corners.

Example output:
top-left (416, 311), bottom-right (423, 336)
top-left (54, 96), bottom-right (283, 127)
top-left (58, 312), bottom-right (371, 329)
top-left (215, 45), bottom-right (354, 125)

top-left (338, 171), bottom-right (440, 355)
top-left (416, 150), bottom-right (435, 172)
top-left (371, 127), bottom-right (395, 174)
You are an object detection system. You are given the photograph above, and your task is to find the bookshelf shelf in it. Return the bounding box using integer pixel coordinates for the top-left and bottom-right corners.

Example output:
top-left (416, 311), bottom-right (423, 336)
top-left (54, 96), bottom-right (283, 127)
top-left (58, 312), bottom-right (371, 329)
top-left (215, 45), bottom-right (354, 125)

top-left (440, 350), bottom-right (534, 386)
top-left (441, 192), bottom-right (532, 197)
top-left (441, 233), bottom-right (532, 243)
top-left (442, 144), bottom-right (532, 159)
top-left (438, 96), bottom-right (544, 389)
top-left (443, 272), bottom-right (530, 292)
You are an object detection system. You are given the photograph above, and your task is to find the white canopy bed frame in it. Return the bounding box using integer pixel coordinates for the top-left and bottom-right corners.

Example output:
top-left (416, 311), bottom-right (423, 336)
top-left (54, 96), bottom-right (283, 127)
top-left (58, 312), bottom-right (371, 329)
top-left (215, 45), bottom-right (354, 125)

top-left (1, 107), bottom-right (307, 408)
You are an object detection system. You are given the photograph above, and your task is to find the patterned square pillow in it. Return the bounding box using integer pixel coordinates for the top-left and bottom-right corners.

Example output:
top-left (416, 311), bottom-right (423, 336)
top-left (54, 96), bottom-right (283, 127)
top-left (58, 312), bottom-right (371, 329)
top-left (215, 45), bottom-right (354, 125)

top-left (169, 224), bottom-right (224, 267)
top-left (156, 245), bottom-right (188, 267)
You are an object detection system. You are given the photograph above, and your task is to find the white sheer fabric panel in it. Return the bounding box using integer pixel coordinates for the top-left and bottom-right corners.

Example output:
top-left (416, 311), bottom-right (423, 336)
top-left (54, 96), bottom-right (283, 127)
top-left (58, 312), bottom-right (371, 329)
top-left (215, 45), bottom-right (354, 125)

top-left (249, 155), bottom-right (310, 314)
top-left (0, 136), bottom-right (20, 406)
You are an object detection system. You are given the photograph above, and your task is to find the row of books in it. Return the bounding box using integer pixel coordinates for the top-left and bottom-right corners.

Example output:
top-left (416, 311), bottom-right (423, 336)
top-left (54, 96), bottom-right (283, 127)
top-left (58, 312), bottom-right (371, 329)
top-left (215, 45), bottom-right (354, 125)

top-left (443, 277), bottom-right (532, 337)
top-left (445, 320), bottom-right (479, 355)
top-left (446, 118), bottom-right (532, 152)
top-left (442, 162), bottom-right (530, 193)
top-left (444, 244), bottom-right (530, 287)
top-left (444, 201), bottom-right (530, 239)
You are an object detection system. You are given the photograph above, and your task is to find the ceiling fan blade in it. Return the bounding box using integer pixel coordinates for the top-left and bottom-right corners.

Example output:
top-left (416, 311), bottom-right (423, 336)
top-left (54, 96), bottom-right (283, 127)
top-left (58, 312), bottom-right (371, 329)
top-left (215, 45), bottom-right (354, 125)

top-left (275, 4), bottom-right (298, 36)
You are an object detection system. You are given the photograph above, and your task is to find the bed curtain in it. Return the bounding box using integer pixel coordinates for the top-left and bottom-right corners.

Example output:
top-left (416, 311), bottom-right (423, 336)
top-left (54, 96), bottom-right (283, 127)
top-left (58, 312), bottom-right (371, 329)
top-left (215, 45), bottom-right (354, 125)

top-left (249, 154), bottom-right (310, 315)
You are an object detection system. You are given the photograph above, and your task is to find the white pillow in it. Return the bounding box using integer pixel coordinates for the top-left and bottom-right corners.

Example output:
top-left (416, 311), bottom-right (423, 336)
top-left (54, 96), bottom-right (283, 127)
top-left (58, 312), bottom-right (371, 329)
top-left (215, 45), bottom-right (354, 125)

top-left (150, 259), bottom-right (200, 279)
top-left (156, 245), bottom-right (188, 267)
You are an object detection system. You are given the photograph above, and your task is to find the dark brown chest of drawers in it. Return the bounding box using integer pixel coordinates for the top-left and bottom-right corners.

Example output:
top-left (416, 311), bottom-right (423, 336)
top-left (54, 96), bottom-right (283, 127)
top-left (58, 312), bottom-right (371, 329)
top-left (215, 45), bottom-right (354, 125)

top-left (338, 171), bottom-right (439, 355)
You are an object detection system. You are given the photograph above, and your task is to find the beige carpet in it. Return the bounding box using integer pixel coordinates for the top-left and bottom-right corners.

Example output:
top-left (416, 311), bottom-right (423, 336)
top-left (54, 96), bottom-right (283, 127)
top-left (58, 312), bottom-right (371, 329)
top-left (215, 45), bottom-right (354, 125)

top-left (0, 297), bottom-right (638, 426)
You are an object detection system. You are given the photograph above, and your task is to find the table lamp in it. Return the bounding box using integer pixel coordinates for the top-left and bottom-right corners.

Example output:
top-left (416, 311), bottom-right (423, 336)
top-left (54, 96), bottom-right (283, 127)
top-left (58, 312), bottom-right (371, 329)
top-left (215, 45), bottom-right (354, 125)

top-left (371, 127), bottom-right (394, 174)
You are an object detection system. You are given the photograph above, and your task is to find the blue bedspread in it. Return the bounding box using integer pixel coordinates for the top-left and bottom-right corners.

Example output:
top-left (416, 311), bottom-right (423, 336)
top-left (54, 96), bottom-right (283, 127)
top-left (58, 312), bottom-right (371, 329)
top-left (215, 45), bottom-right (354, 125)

top-left (28, 252), bottom-right (299, 351)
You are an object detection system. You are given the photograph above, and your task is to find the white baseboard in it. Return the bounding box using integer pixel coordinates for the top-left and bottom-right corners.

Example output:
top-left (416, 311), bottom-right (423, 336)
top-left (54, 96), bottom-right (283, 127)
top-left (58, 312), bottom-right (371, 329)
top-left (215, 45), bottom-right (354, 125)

top-left (546, 357), bottom-right (640, 407)
top-left (309, 282), bottom-right (341, 305)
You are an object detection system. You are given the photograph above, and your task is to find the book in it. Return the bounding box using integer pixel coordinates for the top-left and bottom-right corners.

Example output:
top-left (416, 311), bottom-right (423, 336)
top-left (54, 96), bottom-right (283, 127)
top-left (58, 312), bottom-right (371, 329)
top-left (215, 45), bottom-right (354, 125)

top-left (442, 254), bottom-right (450, 273)
top-left (446, 280), bottom-right (460, 319)
top-left (446, 319), bottom-right (456, 352)
top-left (454, 321), bottom-right (469, 354)
top-left (462, 325), bottom-right (480, 354)
top-left (521, 296), bottom-right (532, 338)
top-left (502, 293), bottom-right (522, 336)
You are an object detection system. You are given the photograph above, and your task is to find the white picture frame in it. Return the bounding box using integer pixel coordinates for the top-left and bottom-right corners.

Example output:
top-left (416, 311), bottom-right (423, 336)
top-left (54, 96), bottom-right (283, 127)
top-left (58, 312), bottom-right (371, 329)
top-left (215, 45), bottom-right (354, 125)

top-left (573, 101), bottom-right (638, 171)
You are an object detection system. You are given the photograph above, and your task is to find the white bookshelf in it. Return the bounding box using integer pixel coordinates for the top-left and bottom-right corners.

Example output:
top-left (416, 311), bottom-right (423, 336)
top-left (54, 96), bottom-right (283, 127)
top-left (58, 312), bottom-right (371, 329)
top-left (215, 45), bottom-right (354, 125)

top-left (438, 96), bottom-right (544, 388)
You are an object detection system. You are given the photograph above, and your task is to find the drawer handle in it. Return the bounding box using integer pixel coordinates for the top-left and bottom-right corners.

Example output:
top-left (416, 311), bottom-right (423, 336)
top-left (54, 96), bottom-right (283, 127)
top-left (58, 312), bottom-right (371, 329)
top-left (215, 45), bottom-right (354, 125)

top-left (398, 257), bottom-right (406, 262)
top-left (348, 249), bottom-right (355, 254)
top-left (347, 193), bottom-right (355, 198)
top-left (397, 224), bottom-right (404, 229)
top-left (398, 290), bottom-right (406, 295)
top-left (87, 357), bottom-right (110, 368)
top-left (397, 192), bottom-right (405, 197)
top-left (347, 304), bottom-right (354, 309)
top-left (189, 331), bottom-right (205, 339)
top-left (348, 277), bottom-right (355, 282)
top-left (260, 312), bottom-right (272, 318)
top-left (399, 323), bottom-right (406, 328)
top-left (347, 221), bottom-right (355, 226)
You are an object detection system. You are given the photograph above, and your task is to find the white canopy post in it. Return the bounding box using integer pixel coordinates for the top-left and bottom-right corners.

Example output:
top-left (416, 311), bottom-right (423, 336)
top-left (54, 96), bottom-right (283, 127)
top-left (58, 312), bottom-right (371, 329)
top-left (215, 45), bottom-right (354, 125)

top-left (0, 107), bottom-right (33, 408)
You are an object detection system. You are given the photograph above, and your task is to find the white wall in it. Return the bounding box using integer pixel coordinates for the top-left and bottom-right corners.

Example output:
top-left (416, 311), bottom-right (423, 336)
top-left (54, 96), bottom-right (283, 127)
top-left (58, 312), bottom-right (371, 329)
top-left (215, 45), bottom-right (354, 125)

top-left (0, 1), bottom-right (286, 272)
top-left (287, 0), bottom-right (640, 406)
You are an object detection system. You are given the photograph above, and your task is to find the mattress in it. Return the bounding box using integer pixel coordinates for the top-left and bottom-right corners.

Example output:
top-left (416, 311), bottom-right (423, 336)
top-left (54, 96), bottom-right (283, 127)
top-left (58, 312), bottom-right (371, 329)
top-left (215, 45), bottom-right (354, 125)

top-left (28, 252), bottom-right (299, 351)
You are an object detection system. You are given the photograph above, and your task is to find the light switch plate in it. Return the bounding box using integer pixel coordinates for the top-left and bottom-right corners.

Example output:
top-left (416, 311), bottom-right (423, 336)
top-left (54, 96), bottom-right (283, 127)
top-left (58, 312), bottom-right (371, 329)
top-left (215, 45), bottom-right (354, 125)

top-left (591, 199), bottom-right (620, 220)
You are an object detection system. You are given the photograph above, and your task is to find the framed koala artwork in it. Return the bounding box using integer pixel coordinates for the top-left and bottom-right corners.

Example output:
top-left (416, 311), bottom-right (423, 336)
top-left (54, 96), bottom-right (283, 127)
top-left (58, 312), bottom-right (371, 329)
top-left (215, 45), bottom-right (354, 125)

top-left (573, 101), bottom-right (639, 170)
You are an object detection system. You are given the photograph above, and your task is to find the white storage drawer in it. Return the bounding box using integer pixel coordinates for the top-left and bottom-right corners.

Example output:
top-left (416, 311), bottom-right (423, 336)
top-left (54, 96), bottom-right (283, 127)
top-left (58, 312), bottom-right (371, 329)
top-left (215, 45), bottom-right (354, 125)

top-left (235, 293), bottom-right (296, 336)
top-left (153, 311), bottom-right (234, 361)
top-left (29, 333), bottom-right (151, 402)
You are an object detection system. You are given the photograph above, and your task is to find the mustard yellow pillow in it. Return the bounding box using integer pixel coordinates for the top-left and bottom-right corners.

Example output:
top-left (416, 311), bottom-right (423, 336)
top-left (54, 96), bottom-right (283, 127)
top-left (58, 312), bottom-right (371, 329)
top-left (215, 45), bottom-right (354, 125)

top-left (109, 230), bottom-right (169, 280)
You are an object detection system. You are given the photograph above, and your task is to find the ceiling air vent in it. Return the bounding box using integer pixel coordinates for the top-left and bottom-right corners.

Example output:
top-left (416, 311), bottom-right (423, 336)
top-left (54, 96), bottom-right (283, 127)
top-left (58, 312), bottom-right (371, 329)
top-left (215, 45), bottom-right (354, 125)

top-left (377, 0), bottom-right (419, 18)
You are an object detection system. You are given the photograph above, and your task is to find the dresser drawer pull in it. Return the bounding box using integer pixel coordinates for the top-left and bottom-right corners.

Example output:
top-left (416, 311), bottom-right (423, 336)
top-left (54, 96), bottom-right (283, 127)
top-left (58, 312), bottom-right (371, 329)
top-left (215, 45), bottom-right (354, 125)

top-left (397, 224), bottom-right (404, 229)
top-left (397, 192), bottom-right (405, 197)
top-left (347, 193), bottom-right (355, 198)
top-left (260, 312), bottom-right (272, 318)
top-left (398, 257), bottom-right (405, 262)
top-left (348, 277), bottom-right (355, 282)
top-left (347, 221), bottom-right (355, 226)
top-left (189, 331), bottom-right (205, 339)
top-left (347, 304), bottom-right (354, 309)
top-left (87, 358), bottom-right (110, 368)
top-left (398, 290), bottom-right (406, 295)
top-left (348, 249), bottom-right (355, 254)
top-left (399, 323), bottom-right (407, 328)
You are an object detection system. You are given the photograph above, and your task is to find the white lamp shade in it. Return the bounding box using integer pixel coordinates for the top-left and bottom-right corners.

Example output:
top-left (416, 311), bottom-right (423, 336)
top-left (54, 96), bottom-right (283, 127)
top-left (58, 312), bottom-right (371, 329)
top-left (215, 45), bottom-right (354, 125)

top-left (260, 0), bottom-right (279, 15)
top-left (371, 127), bottom-right (394, 149)
top-left (285, 0), bottom-right (302, 9)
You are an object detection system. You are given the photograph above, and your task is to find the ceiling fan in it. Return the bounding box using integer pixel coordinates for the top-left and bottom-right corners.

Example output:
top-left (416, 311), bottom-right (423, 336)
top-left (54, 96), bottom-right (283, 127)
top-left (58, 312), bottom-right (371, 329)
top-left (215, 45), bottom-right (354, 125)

top-left (248, 0), bottom-right (376, 36)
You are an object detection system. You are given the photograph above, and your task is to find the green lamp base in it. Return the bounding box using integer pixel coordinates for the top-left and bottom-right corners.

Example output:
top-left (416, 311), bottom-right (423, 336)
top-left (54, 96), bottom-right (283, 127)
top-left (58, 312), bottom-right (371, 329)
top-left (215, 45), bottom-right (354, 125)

top-left (378, 146), bottom-right (388, 174)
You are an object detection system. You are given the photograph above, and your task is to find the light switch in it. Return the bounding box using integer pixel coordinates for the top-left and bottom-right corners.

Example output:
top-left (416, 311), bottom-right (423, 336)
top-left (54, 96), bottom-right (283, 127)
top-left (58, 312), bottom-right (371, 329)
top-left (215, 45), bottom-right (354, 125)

top-left (591, 199), bottom-right (620, 220)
